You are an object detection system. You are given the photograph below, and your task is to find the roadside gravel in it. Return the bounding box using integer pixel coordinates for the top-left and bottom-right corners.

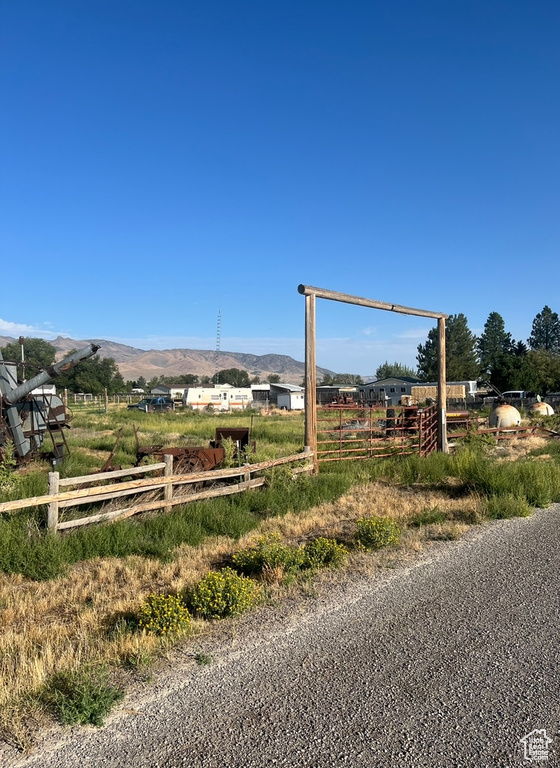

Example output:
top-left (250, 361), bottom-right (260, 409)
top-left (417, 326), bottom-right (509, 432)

top-left (5, 504), bottom-right (560, 767)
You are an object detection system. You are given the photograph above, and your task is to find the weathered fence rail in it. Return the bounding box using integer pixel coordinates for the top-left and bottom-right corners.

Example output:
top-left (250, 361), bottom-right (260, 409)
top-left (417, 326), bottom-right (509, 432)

top-left (0, 451), bottom-right (314, 534)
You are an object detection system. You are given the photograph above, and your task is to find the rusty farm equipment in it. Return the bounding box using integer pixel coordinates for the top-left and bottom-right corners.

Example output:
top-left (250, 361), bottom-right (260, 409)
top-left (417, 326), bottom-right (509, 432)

top-left (135, 426), bottom-right (253, 473)
top-left (0, 344), bottom-right (100, 462)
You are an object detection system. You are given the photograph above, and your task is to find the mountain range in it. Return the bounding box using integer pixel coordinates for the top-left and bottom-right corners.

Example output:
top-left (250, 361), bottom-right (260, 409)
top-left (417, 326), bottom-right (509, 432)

top-left (0, 336), bottom-right (336, 384)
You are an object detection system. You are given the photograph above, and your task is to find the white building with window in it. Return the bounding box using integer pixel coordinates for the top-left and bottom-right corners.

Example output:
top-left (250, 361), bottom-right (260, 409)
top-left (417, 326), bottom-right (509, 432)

top-left (359, 377), bottom-right (421, 406)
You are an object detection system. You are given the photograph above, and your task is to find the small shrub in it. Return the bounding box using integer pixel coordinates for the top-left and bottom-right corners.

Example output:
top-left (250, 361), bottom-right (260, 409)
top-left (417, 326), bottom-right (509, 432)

top-left (356, 516), bottom-right (400, 550)
top-left (194, 652), bottom-right (212, 666)
top-left (232, 534), bottom-right (304, 576)
top-left (137, 594), bottom-right (192, 636)
top-left (43, 667), bottom-right (123, 726)
top-left (302, 537), bottom-right (348, 569)
top-left (188, 568), bottom-right (261, 619)
top-left (410, 506), bottom-right (447, 527)
top-left (220, 436), bottom-right (236, 468)
top-left (485, 494), bottom-right (531, 520)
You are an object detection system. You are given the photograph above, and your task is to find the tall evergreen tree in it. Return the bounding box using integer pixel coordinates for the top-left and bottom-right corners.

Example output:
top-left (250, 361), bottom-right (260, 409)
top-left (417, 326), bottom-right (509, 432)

top-left (477, 312), bottom-right (513, 376)
top-left (417, 314), bottom-right (479, 381)
top-left (477, 312), bottom-right (516, 390)
top-left (528, 306), bottom-right (560, 352)
top-left (416, 327), bottom-right (438, 380)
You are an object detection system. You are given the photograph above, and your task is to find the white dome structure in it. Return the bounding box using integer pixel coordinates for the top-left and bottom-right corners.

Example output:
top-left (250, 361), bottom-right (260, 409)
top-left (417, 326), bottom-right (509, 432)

top-left (529, 401), bottom-right (555, 416)
top-left (489, 404), bottom-right (522, 428)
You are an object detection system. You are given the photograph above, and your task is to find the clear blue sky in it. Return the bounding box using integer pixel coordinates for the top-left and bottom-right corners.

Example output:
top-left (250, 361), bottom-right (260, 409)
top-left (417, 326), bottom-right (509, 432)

top-left (2, 1), bottom-right (559, 375)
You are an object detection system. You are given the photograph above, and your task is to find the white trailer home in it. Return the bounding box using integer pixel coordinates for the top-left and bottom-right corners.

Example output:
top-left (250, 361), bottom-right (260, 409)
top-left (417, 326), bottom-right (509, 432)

top-left (184, 384), bottom-right (252, 411)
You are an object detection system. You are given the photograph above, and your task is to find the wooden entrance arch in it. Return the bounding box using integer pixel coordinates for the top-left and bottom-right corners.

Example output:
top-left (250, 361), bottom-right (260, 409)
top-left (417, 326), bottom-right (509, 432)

top-left (298, 284), bottom-right (449, 470)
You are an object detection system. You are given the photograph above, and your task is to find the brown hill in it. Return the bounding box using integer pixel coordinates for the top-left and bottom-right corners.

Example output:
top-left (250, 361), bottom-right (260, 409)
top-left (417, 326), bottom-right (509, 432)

top-left (0, 336), bottom-right (335, 384)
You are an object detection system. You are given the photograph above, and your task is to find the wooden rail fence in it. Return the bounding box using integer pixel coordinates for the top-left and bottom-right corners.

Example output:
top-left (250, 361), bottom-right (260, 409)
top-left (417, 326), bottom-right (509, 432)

top-left (0, 451), bottom-right (314, 534)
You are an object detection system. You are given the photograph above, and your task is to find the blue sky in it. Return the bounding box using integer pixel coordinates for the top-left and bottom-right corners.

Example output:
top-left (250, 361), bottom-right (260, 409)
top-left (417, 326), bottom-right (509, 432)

top-left (1, 1), bottom-right (559, 375)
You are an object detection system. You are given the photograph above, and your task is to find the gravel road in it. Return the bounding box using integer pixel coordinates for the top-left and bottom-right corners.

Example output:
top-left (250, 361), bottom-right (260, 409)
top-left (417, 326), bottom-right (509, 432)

top-left (6, 505), bottom-right (560, 768)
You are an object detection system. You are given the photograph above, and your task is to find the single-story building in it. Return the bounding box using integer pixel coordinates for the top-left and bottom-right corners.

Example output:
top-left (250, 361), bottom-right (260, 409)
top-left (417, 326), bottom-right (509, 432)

top-left (272, 383), bottom-right (305, 411)
top-left (359, 377), bottom-right (421, 407)
top-left (251, 383), bottom-right (271, 407)
top-left (151, 384), bottom-right (187, 400)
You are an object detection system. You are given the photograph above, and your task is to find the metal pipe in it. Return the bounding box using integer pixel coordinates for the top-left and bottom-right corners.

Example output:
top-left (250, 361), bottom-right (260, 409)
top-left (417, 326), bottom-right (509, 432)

top-left (3, 344), bottom-right (100, 403)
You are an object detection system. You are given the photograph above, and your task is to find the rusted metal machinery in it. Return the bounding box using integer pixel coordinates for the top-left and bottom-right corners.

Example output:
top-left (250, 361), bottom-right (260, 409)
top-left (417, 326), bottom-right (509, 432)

top-left (0, 344), bottom-right (100, 462)
top-left (135, 426), bottom-right (252, 473)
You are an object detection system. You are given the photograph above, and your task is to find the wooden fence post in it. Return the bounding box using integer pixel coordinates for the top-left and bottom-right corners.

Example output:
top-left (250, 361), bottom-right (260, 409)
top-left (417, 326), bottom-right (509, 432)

top-left (243, 464), bottom-right (251, 485)
top-left (164, 454), bottom-right (173, 510)
top-left (48, 471), bottom-right (59, 534)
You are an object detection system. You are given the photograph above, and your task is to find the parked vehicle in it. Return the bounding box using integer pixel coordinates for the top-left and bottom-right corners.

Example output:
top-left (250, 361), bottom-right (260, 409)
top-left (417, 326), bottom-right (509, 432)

top-left (501, 391), bottom-right (527, 400)
top-left (127, 397), bottom-right (174, 413)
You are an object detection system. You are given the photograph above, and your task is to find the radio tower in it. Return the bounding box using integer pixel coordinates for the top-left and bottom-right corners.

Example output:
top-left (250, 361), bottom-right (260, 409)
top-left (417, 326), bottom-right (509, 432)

top-left (214, 310), bottom-right (221, 384)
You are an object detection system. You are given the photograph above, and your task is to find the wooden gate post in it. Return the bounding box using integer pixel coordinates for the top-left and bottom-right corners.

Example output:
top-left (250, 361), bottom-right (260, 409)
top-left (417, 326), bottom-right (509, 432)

top-left (437, 317), bottom-right (448, 453)
top-left (304, 292), bottom-right (318, 472)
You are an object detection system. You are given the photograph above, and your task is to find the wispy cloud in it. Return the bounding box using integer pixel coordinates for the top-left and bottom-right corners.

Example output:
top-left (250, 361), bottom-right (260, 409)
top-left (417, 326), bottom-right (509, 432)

top-left (0, 318), bottom-right (63, 339)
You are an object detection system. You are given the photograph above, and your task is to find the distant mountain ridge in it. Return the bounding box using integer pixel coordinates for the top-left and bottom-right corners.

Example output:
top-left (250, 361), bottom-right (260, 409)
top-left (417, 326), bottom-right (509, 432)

top-left (0, 335), bottom-right (335, 384)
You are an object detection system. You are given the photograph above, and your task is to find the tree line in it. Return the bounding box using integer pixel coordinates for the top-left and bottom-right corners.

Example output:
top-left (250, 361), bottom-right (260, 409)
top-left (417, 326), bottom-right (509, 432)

top-left (415, 305), bottom-right (560, 394)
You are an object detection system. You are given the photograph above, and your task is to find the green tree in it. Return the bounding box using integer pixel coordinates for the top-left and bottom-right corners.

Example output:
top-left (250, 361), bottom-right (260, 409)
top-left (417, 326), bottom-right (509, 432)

top-left (158, 374), bottom-right (199, 387)
top-left (524, 350), bottom-right (560, 393)
top-left (55, 354), bottom-right (125, 395)
top-left (136, 376), bottom-right (147, 390)
top-left (0, 338), bottom-right (56, 380)
top-left (375, 361), bottom-right (417, 380)
top-left (332, 373), bottom-right (364, 385)
top-left (477, 313), bottom-right (513, 376)
top-left (267, 373), bottom-right (281, 383)
top-left (477, 312), bottom-right (517, 390)
top-left (528, 306), bottom-right (560, 352)
top-left (417, 314), bottom-right (479, 381)
top-left (213, 368), bottom-right (250, 387)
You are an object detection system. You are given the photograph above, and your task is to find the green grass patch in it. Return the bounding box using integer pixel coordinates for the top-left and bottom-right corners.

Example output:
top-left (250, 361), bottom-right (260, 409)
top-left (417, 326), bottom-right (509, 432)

top-left (484, 493), bottom-right (532, 519)
top-left (410, 506), bottom-right (448, 527)
top-left (42, 667), bottom-right (123, 726)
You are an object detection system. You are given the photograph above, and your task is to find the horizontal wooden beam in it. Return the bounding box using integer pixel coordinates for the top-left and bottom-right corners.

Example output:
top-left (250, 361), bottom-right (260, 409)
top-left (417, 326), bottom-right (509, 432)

top-left (298, 284), bottom-right (448, 320)
top-left (58, 463), bottom-right (167, 487)
top-left (57, 478), bottom-right (268, 530)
